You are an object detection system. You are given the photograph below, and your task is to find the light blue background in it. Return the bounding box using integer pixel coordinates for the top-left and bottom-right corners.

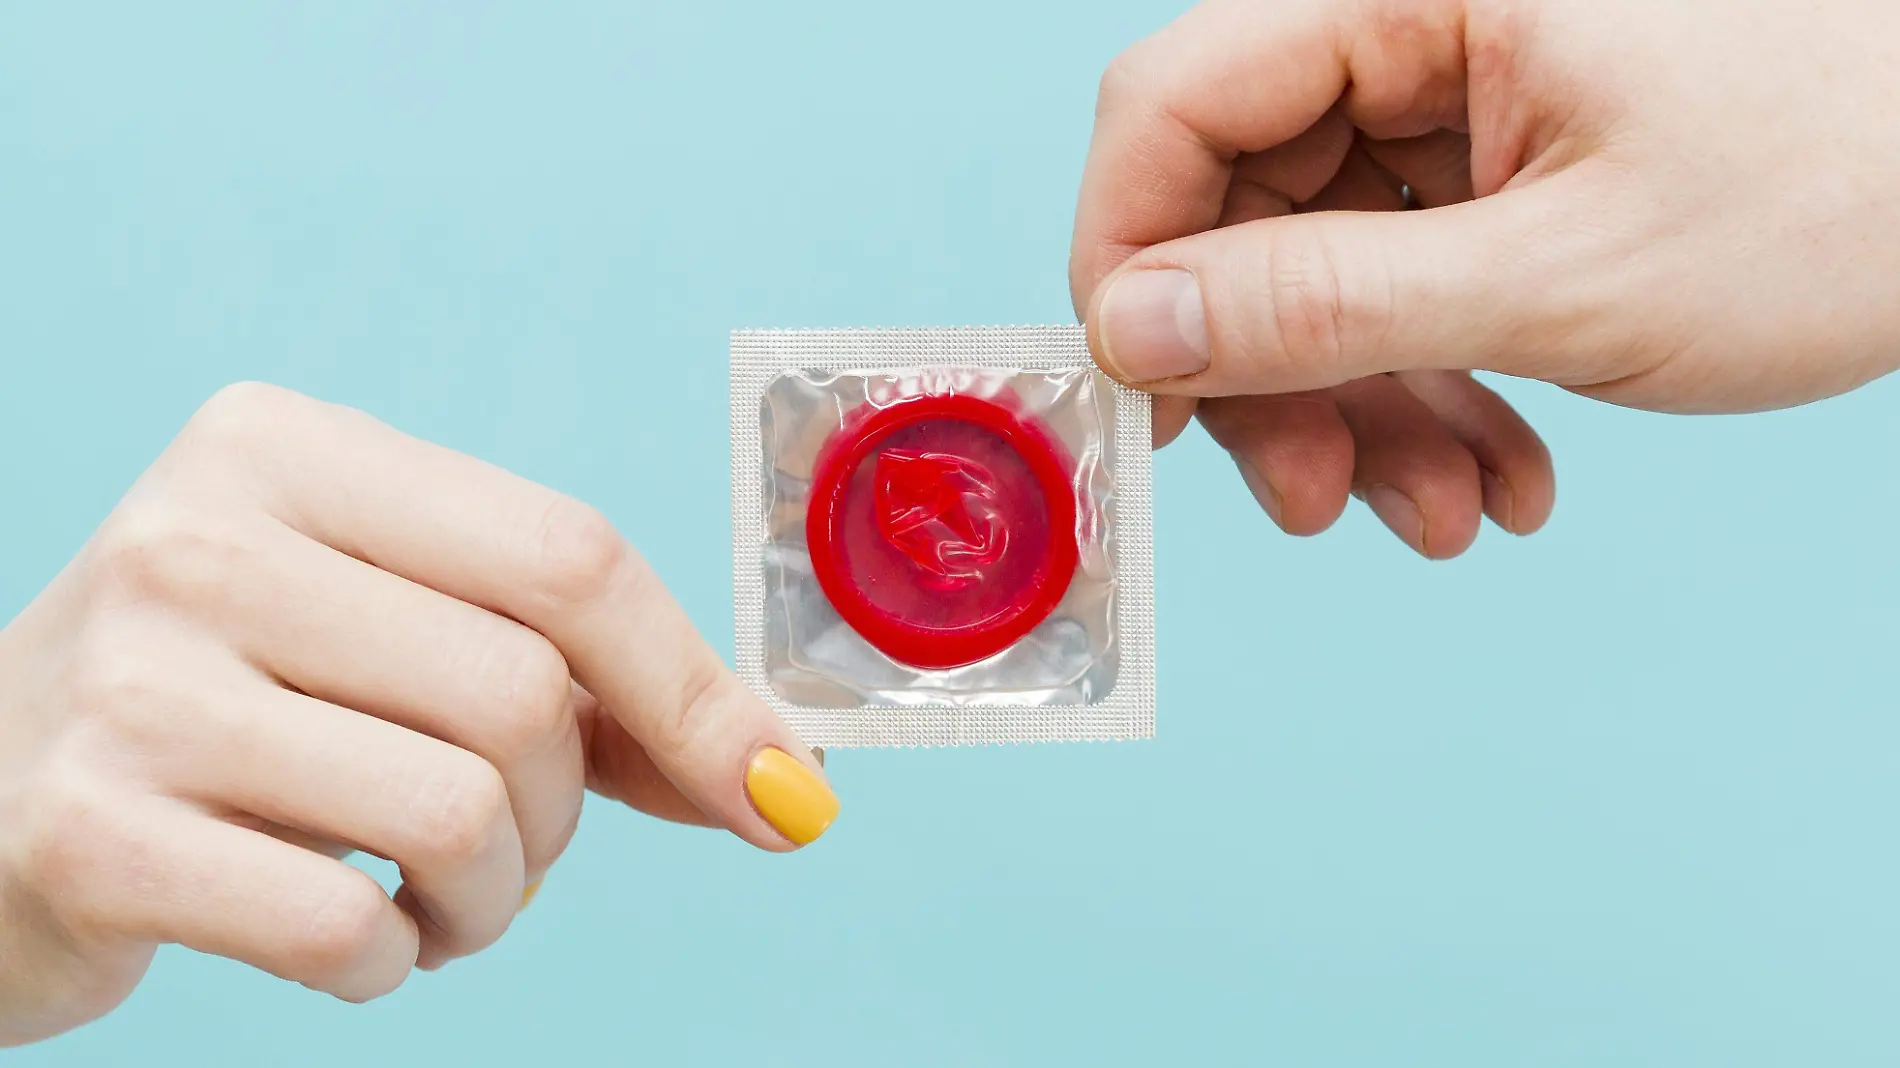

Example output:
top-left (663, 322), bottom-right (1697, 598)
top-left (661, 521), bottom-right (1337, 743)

top-left (4, 2), bottom-right (1898, 1065)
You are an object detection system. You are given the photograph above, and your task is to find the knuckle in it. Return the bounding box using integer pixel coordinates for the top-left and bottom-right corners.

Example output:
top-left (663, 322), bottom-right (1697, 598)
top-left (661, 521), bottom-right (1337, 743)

top-left (88, 503), bottom-right (249, 606)
top-left (1265, 229), bottom-right (1360, 377)
top-left (65, 625), bottom-right (173, 738)
top-left (183, 381), bottom-right (300, 451)
top-left (1095, 33), bottom-right (1168, 121)
top-left (528, 497), bottom-right (627, 607)
top-left (1095, 51), bottom-right (1141, 116)
top-left (407, 756), bottom-right (510, 869)
top-left (293, 875), bottom-right (395, 987)
top-left (20, 771), bottom-right (133, 934)
top-left (472, 631), bottom-right (572, 756)
top-left (178, 383), bottom-right (386, 487)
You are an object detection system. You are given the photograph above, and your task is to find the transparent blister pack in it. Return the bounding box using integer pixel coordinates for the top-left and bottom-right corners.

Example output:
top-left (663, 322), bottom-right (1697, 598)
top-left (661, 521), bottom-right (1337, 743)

top-left (730, 326), bottom-right (1155, 747)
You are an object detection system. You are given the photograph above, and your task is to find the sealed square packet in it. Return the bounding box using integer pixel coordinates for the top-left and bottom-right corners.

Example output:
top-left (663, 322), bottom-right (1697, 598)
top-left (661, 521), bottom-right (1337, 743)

top-left (730, 326), bottom-right (1155, 747)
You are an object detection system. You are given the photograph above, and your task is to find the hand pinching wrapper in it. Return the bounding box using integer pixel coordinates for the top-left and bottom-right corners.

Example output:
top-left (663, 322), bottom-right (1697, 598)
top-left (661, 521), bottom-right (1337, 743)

top-left (731, 327), bottom-right (1155, 747)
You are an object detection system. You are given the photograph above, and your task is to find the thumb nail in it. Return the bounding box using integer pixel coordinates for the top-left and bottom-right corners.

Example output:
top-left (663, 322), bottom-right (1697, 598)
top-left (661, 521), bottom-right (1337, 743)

top-left (1098, 269), bottom-right (1211, 382)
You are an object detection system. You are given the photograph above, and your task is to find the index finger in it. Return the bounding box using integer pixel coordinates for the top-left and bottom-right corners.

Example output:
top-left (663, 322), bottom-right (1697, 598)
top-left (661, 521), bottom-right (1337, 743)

top-left (178, 383), bottom-right (837, 853)
top-left (1068, 0), bottom-right (1468, 313)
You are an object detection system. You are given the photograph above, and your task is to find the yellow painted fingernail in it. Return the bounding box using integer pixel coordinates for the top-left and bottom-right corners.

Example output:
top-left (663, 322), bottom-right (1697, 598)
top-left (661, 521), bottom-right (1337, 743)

top-left (520, 879), bottom-right (543, 911)
top-left (745, 747), bottom-right (840, 846)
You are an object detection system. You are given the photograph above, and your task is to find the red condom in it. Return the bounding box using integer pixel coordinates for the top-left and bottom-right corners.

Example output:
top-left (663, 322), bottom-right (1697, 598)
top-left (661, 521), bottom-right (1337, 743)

top-left (805, 390), bottom-right (1080, 670)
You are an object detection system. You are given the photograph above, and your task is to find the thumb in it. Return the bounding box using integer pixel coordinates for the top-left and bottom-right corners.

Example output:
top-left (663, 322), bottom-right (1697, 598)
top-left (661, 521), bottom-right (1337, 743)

top-left (1083, 187), bottom-right (1587, 396)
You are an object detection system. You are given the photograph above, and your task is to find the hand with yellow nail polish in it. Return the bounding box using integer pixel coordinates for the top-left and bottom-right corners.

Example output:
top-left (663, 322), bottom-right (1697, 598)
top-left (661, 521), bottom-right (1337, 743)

top-left (0, 384), bottom-right (836, 1048)
top-left (1075, 0), bottom-right (1900, 559)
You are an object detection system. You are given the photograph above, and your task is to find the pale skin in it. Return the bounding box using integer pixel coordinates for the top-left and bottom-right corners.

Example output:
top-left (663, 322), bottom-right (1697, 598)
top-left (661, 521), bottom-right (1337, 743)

top-left (0, 384), bottom-right (834, 1047)
top-left (1073, 0), bottom-right (1900, 557)
top-left (9, 0), bottom-right (1900, 1048)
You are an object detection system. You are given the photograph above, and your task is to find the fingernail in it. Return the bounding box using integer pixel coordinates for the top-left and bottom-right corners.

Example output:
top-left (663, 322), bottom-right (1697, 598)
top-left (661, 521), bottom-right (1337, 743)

top-left (1480, 469), bottom-right (1516, 533)
top-left (745, 747), bottom-right (840, 847)
top-left (1098, 269), bottom-right (1210, 382)
top-left (520, 879), bottom-right (543, 912)
top-left (1234, 459), bottom-right (1285, 528)
top-left (1362, 483), bottom-right (1425, 553)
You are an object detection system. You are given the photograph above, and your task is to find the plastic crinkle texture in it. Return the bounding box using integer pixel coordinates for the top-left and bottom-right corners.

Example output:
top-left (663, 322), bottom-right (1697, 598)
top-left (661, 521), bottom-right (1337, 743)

top-left (730, 326), bottom-right (1155, 747)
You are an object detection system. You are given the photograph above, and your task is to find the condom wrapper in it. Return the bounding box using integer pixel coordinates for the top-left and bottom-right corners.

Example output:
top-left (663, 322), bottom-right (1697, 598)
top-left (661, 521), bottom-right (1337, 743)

top-left (731, 326), bottom-right (1155, 747)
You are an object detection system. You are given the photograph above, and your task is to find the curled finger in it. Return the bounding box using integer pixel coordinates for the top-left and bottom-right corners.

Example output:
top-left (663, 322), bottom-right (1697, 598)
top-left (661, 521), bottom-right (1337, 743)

top-left (1394, 369), bottom-right (1556, 534)
top-left (1331, 374), bottom-right (1484, 558)
top-left (1197, 392), bottom-right (1354, 535)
